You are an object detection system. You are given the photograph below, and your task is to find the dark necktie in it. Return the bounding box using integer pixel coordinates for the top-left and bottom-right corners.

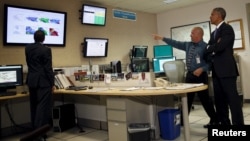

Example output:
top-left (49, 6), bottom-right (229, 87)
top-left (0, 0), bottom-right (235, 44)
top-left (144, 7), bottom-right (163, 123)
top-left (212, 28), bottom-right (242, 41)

top-left (186, 44), bottom-right (196, 71)
top-left (214, 28), bottom-right (218, 39)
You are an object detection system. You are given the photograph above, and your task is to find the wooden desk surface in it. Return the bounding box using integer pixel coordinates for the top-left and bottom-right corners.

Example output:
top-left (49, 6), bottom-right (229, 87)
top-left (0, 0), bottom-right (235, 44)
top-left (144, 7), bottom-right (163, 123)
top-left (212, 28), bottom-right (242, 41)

top-left (0, 94), bottom-right (28, 101)
top-left (54, 85), bottom-right (208, 96)
top-left (0, 85), bottom-right (207, 99)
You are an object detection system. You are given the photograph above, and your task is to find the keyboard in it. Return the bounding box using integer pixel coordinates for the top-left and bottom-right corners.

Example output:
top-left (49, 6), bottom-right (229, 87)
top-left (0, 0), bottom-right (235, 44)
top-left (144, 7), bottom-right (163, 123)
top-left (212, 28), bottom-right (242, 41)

top-left (65, 86), bottom-right (88, 90)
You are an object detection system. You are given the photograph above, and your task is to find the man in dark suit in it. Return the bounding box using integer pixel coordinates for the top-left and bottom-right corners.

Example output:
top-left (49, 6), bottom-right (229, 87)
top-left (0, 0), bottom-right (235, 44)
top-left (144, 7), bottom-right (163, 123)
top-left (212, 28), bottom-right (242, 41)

top-left (205, 7), bottom-right (244, 125)
top-left (25, 30), bottom-right (55, 133)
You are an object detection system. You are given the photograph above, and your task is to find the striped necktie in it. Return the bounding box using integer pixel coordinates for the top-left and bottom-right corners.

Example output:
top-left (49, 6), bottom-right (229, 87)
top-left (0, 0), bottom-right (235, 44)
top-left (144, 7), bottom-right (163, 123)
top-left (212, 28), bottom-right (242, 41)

top-left (186, 44), bottom-right (196, 71)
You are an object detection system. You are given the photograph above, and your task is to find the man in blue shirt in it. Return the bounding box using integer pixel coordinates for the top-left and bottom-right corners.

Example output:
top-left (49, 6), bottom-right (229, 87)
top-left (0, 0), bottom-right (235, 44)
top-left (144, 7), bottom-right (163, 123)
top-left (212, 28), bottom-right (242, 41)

top-left (152, 27), bottom-right (217, 128)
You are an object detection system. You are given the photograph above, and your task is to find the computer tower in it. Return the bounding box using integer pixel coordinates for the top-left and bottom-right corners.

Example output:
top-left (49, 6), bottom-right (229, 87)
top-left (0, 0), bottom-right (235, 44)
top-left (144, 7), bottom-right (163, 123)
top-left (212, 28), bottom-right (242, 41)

top-left (52, 104), bottom-right (76, 132)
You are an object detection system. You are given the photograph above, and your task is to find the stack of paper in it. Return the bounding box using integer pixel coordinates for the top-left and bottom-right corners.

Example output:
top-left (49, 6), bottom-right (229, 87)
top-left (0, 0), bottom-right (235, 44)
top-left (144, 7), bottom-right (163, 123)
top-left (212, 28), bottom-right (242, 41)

top-left (120, 87), bottom-right (141, 91)
top-left (143, 87), bottom-right (163, 90)
top-left (165, 83), bottom-right (204, 90)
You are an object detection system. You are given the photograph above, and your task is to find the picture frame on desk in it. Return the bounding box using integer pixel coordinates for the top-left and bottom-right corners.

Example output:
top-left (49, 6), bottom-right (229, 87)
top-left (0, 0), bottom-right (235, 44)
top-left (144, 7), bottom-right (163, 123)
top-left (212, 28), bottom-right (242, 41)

top-left (111, 73), bottom-right (118, 81)
top-left (117, 73), bottom-right (125, 80)
top-left (92, 74), bottom-right (100, 81)
top-left (99, 74), bottom-right (105, 81)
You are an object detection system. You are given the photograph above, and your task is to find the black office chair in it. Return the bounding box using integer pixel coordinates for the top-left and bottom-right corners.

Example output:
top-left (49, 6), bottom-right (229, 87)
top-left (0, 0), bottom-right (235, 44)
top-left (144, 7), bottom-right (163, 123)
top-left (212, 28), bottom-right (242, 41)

top-left (20, 124), bottom-right (51, 141)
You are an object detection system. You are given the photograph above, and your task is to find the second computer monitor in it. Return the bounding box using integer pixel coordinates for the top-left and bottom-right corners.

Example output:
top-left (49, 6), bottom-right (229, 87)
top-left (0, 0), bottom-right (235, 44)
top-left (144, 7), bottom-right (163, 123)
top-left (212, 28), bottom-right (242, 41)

top-left (131, 58), bottom-right (149, 72)
top-left (132, 45), bottom-right (148, 58)
top-left (153, 45), bottom-right (173, 58)
top-left (152, 56), bottom-right (176, 73)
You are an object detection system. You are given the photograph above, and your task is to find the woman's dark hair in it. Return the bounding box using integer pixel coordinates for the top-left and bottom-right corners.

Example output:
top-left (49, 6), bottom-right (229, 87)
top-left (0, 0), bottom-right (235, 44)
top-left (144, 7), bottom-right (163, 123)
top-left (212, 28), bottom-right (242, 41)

top-left (34, 30), bottom-right (45, 42)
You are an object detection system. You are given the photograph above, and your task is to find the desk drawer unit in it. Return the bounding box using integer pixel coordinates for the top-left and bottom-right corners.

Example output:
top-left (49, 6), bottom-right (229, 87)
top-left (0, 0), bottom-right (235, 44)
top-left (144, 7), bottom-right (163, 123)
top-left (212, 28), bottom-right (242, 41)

top-left (108, 121), bottom-right (128, 141)
top-left (107, 97), bottom-right (128, 141)
top-left (107, 110), bottom-right (127, 121)
top-left (107, 98), bottom-right (126, 110)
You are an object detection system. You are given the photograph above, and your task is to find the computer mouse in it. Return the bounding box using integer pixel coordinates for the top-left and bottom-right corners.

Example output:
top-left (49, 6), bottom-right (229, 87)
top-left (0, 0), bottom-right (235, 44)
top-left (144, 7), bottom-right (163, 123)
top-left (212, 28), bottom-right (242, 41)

top-left (21, 91), bottom-right (28, 94)
top-left (74, 88), bottom-right (80, 91)
top-left (88, 86), bottom-right (93, 89)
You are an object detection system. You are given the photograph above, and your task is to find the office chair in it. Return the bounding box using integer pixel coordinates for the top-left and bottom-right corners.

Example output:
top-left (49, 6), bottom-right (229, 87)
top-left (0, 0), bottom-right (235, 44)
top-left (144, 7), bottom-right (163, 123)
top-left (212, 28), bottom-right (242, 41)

top-left (20, 124), bottom-right (51, 141)
top-left (163, 60), bottom-right (185, 108)
top-left (162, 60), bottom-right (185, 83)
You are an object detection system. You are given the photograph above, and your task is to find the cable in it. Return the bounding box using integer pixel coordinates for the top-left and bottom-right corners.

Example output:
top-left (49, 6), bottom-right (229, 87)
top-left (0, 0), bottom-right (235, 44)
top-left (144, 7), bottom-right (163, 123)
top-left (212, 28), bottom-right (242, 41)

top-left (74, 105), bottom-right (85, 133)
top-left (4, 102), bottom-right (32, 134)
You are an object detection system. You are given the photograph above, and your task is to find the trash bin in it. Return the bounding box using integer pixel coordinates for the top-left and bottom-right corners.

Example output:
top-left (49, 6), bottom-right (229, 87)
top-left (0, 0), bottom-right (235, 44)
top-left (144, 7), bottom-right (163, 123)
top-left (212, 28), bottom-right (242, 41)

top-left (158, 108), bottom-right (181, 140)
top-left (128, 123), bottom-right (151, 141)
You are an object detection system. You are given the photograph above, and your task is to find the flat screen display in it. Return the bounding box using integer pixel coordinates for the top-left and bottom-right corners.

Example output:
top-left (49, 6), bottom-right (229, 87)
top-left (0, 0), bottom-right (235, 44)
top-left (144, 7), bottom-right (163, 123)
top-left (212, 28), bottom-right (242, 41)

top-left (131, 58), bottom-right (149, 72)
top-left (152, 57), bottom-right (176, 73)
top-left (132, 45), bottom-right (148, 58)
top-left (3, 4), bottom-right (67, 46)
top-left (0, 65), bottom-right (23, 94)
top-left (82, 4), bottom-right (107, 26)
top-left (153, 45), bottom-right (173, 58)
top-left (83, 37), bottom-right (109, 57)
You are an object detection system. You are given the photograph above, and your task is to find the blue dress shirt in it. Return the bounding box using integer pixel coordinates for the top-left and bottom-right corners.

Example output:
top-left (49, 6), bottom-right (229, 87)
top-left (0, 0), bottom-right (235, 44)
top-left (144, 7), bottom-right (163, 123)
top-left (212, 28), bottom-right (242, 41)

top-left (162, 37), bottom-right (209, 72)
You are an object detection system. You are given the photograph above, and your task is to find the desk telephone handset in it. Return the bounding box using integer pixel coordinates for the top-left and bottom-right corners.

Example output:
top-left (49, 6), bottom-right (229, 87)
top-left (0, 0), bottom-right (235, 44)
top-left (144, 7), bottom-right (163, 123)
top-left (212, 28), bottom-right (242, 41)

top-left (155, 78), bottom-right (170, 87)
top-left (154, 78), bottom-right (178, 87)
top-left (155, 78), bottom-right (169, 87)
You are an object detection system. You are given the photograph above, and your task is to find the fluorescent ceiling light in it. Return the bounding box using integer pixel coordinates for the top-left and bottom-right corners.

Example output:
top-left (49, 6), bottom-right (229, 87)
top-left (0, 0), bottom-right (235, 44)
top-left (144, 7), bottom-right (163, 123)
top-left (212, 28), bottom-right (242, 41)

top-left (164, 0), bottom-right (178, 4)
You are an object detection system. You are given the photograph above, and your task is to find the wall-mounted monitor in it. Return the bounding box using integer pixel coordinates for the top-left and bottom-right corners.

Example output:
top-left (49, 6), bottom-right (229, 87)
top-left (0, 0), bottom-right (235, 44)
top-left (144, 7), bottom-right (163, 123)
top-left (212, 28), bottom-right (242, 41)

top-left (83, 37), bottom-right (109, 57)
top-left (3, 4), bottom-right (67, 46)
top-left (153, 45), bottom-right (173, 58)
top-left (0, 64), bottom-right (23, 95)
top-left (82, 4), bottom-right (107, 26)
top-left (152, 57), bottom-right (176, 73)
top-left (132, 45), bottom-right (148, 58)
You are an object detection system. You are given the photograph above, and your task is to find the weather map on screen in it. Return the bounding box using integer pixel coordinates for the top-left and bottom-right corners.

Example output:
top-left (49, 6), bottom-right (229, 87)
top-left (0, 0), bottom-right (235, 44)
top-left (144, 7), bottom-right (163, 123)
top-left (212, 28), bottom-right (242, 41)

top-left (4, 4), bottom-right (67, 46)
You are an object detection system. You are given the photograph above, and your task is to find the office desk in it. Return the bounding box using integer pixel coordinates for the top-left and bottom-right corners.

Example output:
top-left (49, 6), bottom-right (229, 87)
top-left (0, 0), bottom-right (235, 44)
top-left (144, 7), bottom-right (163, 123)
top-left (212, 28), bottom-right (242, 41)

top-left (0, 94), bottom-right (28, 101)
top-left (54, 85), bottom-right (208, 141)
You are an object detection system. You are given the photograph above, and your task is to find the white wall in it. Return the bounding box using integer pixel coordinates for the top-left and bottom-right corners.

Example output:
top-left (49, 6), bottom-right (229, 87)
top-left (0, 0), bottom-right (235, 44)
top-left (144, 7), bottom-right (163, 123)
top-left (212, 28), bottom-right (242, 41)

top-left (0, 0), bottom-right (158, 67)
top-left (0, 0), bottom-right (158, 131)
top-left (156, 0), bottom-right (250, 99)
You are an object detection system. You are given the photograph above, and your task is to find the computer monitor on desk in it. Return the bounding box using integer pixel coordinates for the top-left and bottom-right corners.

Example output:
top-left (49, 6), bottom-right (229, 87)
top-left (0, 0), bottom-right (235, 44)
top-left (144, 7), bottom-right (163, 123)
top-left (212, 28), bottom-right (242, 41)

top-left (132, 45), bottom-right (148, 58)
top-left (0, 64), bottom-right (23, 96)
top-left (152, 56), bottom-right (176, 73)
top-left (153, 45), bottom-right (173, 58)
top-left (131, 58), bottom-right (149, 72)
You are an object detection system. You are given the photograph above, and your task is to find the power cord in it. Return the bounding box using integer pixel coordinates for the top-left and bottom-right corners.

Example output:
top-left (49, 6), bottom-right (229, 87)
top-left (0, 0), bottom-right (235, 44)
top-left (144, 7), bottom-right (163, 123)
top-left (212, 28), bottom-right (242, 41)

top-left (74, 105), bottom-right (85, 133)
top-left (4, 102), bottom-right (32, 134)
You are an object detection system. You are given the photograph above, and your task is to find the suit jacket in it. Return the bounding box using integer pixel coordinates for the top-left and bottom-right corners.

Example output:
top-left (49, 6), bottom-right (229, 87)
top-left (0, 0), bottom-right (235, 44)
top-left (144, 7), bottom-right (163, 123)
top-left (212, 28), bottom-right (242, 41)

top-left (205, 22), bottom-right (239, 78)
top-left (25, 42), bottom-right (54, 88)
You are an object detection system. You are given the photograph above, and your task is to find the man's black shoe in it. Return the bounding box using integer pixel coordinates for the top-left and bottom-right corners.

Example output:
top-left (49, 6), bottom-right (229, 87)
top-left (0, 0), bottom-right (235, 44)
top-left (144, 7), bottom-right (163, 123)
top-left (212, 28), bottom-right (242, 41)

top-left (203, 121), bottom-right (218, 128)
top-left (203, 123), bottom-right (210, 128)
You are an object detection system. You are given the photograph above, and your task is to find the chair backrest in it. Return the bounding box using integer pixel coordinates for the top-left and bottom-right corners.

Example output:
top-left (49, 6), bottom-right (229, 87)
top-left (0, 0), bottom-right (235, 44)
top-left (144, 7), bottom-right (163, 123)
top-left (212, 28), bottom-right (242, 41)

top-left (163, 60), bottom-right (185, 83)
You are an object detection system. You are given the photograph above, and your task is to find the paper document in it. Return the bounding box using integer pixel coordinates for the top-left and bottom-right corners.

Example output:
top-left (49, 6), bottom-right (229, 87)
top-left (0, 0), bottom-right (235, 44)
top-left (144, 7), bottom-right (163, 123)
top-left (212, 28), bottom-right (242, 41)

top-left (120, 87), bottom-right (141, 91)
top-left (165, 83), bottom-right (204, 90)
top-left (87, 88), bottom-right (109, 92)
top-left (143, 87), bottom-right (163, 90)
